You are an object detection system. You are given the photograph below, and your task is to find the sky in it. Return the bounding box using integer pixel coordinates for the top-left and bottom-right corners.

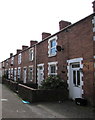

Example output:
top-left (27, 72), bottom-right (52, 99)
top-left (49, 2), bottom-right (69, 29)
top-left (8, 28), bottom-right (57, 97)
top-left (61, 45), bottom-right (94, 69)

top-left (0, 0), bottom-right (94, 62)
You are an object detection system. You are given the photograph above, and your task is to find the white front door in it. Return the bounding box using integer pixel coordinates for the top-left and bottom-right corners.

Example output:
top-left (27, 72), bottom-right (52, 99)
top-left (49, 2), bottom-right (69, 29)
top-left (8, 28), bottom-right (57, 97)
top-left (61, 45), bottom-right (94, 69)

top-left (8, 69), bottom-right (10, 79)
top-left (69, 63), bottom-right (82, 99)
top-left (14, 68), bottom-right (17, 81)
top-left (23, 68), bottom-right (27, 83)
top-left (38, 66), bottom-right (44, 86)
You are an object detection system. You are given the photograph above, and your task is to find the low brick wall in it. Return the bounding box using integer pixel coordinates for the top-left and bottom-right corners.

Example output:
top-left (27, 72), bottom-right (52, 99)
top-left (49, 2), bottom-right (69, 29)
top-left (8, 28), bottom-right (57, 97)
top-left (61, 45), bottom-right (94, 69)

top-left (18, 84), bottom-right (69, 103)
top-left (2, 78), bottom-right (10, 86)
top-left (9, 80), bottom-right (18, 92)
top-left (2, 79), bottom-right (18, 92)
top-left (2, 79), bottom-right (69, 103)
top-left (22, 83), bottom-right (38, 89)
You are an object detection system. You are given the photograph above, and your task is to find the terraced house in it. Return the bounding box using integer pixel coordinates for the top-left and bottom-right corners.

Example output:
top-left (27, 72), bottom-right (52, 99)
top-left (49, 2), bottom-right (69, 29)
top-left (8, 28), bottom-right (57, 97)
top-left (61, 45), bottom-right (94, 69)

top-left (1, 1), bottom-right (95, 105)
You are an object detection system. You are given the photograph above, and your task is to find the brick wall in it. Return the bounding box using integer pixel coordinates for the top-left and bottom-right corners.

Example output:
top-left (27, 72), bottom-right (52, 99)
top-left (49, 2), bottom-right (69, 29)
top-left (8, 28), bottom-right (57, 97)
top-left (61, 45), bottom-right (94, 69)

top-left (18, 84), bottom-right (68, 102)
top-left (36, 14), bottom-right (94, 105)
top-left (2, 13), bottom-right (95, 105)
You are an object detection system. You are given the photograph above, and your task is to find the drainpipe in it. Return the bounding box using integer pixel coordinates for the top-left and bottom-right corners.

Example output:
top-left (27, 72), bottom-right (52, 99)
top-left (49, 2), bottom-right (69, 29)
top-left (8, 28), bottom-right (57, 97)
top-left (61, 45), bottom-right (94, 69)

top-left (34, 44), bottom-right (37, 84)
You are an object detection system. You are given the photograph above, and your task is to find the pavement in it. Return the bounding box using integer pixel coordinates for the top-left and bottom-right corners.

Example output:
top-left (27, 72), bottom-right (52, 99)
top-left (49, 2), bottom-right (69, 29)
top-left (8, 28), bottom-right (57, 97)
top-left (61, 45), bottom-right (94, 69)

top-left (1, 83), bottom-right (95, 119)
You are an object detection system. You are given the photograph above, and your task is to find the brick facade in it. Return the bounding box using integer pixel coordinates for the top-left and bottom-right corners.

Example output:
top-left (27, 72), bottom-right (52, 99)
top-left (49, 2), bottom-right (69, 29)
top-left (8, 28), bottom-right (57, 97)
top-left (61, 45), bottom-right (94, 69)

top-left (1, 5), bottom-right (95, 105)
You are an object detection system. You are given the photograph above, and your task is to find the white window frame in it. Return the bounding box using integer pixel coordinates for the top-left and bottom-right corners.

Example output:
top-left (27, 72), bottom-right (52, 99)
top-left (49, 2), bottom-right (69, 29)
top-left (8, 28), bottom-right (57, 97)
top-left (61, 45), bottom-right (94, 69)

top-left (8, 68), bottom-right (10, 79)
top-left (11, 68), bottom-right (13, 79)
top-left (29, 48), bottom-right (34, 61)
top-left (23, 66), bottom-right (27, 83)
top-left (18, 53), bottom-right (22, 64)
top-left (48, 62), bottom-right (58, 76)
top-left (28, 66), bottom-right (33, 81)
top-left (48, 36), bottom-right (57, 57)
top-left (11, 56), bottom-right (14, 65)
top-left (14, 68), bottom-right (17, 81)
top-left (17, 67), bottom-right (21, 79)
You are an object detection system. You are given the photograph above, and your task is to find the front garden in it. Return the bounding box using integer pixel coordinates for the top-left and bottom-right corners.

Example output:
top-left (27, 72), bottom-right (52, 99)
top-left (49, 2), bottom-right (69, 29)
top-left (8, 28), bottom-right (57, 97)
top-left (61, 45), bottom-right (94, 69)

top-left (2, 75), bottom-right (69, 103)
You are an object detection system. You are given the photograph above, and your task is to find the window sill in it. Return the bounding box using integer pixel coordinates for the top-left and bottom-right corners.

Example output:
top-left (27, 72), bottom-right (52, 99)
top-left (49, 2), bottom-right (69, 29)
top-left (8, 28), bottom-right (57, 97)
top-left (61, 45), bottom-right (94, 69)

top-left (29, 60), bottom-right (33, 62)
top-left (18, 63), bottom-right (21, 65)
top-left (48, 54), bottom-right (57, 58)
top-left (49, 73), bottom-right (57, 75)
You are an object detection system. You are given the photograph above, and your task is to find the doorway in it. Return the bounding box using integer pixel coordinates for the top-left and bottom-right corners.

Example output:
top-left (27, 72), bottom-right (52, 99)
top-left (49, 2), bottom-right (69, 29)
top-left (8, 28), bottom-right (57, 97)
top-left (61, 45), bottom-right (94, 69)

top-left (67, 58), bottom-right (83, 100)
top-left (37, 64), bottom-right (44, 86)
top-left (23, 67), bottom-right (27, 83)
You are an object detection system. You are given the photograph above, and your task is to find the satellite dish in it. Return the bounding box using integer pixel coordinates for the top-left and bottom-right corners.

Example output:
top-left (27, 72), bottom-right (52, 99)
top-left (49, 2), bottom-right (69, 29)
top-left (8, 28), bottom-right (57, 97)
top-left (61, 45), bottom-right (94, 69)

top-left (56, 45), bottom-right (64, 52)
top-left (56, 45), bottom-right (62, 51)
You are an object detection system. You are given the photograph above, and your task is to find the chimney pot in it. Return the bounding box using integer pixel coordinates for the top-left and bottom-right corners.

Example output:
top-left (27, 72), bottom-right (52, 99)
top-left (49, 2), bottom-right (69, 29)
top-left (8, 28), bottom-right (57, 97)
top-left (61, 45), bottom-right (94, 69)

top-left (17, 49), bottom-right (22, 54)
top-left (10, 53), bottom-right (13, 58)
top-left (22, 45), bottom-right (28, 50)
top-left (42, 32), bottom-right (51, 40)
top-left (30, 40), bottom-right (38, 47)
top-left (59, 20), bottom-right (71, 30)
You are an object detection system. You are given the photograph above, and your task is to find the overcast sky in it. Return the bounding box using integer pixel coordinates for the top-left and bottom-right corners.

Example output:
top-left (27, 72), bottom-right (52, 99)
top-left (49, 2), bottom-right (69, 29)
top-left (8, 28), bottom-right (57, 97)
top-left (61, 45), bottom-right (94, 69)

top-left (0, 0), bottom-right (94, 62)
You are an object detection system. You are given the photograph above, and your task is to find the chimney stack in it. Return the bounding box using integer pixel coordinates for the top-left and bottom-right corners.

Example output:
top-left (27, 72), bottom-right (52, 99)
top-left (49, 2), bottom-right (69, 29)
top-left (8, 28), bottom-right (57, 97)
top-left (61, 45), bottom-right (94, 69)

top-left (10, 53), bottom-right (13, 58)
top-left (22, 45), bottom-right (28, 50)
top-left (42, 32), bottom-right (51, 40)
top-left (92, 1), bottom-right (95, 12)
top-left (16, 49), bottom-right (22, 54)
top-left (59, 20), bottom-right (71, 30)
top-left (30, 40), bottom-right (38, 47)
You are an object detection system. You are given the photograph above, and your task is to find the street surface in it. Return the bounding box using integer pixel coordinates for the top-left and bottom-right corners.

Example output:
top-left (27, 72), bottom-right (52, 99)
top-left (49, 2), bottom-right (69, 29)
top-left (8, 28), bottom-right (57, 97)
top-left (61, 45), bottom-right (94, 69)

top-left (1, 83), bottom-right (95, 119)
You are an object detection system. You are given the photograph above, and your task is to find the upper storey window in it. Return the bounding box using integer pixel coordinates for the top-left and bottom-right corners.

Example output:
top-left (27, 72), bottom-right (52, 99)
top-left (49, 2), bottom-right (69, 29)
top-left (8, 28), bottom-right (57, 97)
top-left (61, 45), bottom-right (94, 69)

top-left (11, 57), bottom-right (14, 65)
top-left (29, 48), bottom-right (34, 61)
top-left (18, 53), bottom-right (22, 64)
top-left (48, 36), bottom-right (57, 57)
top-left (6, 59), bottom-right (9, 66)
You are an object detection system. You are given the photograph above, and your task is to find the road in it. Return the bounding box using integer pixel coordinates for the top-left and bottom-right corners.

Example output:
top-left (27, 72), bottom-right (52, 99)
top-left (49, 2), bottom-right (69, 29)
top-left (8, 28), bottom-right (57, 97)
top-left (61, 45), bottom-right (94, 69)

top-left (1, 83), bottom-right (95, 119)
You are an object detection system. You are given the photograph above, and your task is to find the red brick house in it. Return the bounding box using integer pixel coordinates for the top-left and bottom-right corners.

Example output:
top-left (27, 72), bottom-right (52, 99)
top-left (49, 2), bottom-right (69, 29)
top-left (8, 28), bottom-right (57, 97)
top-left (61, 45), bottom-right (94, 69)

top-left (1, 1), bottom-right (95, 105)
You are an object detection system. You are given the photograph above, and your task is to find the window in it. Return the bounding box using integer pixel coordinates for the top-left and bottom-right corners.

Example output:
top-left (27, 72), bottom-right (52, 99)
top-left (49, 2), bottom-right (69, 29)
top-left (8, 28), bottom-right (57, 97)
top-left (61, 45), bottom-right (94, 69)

top-left (73, 70), bottom-right (80, 86)
top-left (29, 48), bottom-right (34, 61)
top-left (14, 68), bottom-right (17, 81)
top-left (48, 36), bottom-right (57, 57)
top-left (11, 68), bottom-right (13, 79)
top-left (11, 57), bottom-right (14, 65)
top-left (77, 71), bottom-right (80, 86)
top-left (29, 66), bottom-right (33, 81)
top-left (50, 40), bottom-right (56, 55)
top-left (50, 65), bottom-right (56, 74)
top-left (6, 60), bottom-right (9, 66)
top-left (72, 63), bottom-right (80, 68)
top-left (48, 62), bottom-right (58, 76)
top-left (18, 67), bottom-right (21, 79)
top-left (18, 53), bottom-right (21, 64)
top-left (8, 69), bottom-right (10, 79)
